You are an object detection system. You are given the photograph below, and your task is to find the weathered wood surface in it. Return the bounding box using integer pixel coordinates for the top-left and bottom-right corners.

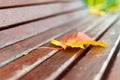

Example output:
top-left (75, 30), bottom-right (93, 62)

top-left (107, 50), bottom-right (120, 80)
top-left (62, 15), bottom-right (120, 80)
top-left (0, 9), bottom-right (87, 49)
top-left (0, 11), bottom-right (89, 67)
top-left (0, 0), bottom-right (78, 8)
top-left (0, 2), bottom-right (83, 29)
top-left (0, 0), bottom-right (120, 80)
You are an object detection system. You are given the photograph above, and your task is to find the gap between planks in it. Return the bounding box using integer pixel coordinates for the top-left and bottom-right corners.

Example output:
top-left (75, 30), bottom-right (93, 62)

top-left (0, 11), bottom-right (90, 67)
top-left (45, 14), bottom-right (119, 80)
top-left (94, 35), bottom-right (120, 80)
top-left (58, 14), bottom-right (120, 80)
top-left (0, 0), bottom-right (81, 9)
top-left (0, 2), bottom-right (84, 29)
top-left (7, 15), bottom-right (107, 80)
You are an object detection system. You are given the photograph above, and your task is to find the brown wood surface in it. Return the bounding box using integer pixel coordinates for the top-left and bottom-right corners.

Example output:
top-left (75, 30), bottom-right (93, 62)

top-left (0, 15), bottom-right (96, 80)
top-left (0, 2), bottom-right (83, 29)
top-left (0, 9), bottom-right (87, 49)
top-left (62, 15), bottom-right (120, 80)
top-left (0, 11), bottom-right (91, 68)
top-left (0, 1), bottom-right (119, 80)
top-left (17, 14), bottom-right (119, 80)
top-left (5, 14), bottom-right (117, 80)
top-left (0, 0), bottom-right (77, 8)
top-left (0, 12), bottom-right (93, 66)
top-left (107, 50), bottom-right (120, 80)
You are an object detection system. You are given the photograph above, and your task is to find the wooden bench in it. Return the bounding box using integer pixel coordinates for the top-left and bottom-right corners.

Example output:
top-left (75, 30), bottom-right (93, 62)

top-left (0, 0), bottom-right (120, 80)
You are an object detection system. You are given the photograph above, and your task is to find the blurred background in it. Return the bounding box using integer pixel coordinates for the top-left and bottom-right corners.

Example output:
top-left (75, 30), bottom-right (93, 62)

top-left (83, 0), bottom-right (120, 15)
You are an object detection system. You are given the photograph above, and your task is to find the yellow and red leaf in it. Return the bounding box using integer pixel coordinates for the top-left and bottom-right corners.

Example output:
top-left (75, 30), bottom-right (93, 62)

top-left (50, 32), bottom-right (106, 49)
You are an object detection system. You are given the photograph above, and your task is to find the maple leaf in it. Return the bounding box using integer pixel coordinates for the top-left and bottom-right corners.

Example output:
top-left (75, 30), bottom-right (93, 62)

top-left (50, 32), bottom-right (106, 49)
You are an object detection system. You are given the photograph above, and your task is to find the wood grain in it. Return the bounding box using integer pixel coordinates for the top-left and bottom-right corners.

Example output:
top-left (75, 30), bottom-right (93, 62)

top-left (17, 15), bottom-right (109, 80)
top-left (0, 12), bottom-right (93, 67)
top-left (0, 15), bottom-right (95, 80)
top-left (107, 50), bottom-right (120, 80)
top-left (0, 0), bottom-right (77, 8)
top-left (0, 2), bottom-right (83, 29)
top-left (0, 1), bottom-right (119, 79)
top-left (62, 16), bottom-right (120, 80)
top-left (0, 9), bottom-right (88, 49)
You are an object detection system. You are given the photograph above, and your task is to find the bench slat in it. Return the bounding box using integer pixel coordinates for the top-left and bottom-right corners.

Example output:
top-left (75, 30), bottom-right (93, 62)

top-left (0, 12), bottom-right (93, 67)
top-left (107, 50), bottom-right (120, 80)
top-left (0, 1), bottom-right (119, 80)
top-left (0, 13), bottom-right (91, 68)
top-left (2, 15), bottom-right (105, 80)
top-left (17, 15), bottom-right (113, 80)
top-left (62, 15), bottom-right (120, 80)
top-left (0, 10), bottom-right (87, 49)
top-left (0, 15), bottom-right (95, 80)
top-left (0, 0), bottom-right (77, 8)
top-left (0, 2), bottom-right (83, 29)
top-left (44, 14), bottom-right (119, 80)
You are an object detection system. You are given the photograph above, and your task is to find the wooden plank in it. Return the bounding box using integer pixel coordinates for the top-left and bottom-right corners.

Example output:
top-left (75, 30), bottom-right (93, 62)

top-left (0, 15), bottom-right (104, 79)
top-left (0, 12), bottom-right (93, 67)
top-left (44, 14), bottom-right (119, 80)
top-left (0, 14), bottom-right (91, 67)
top-left (107, 50), bottom-right (120, 80)
top-left (0, 2), bottom-right (83, 29)
top-left (0, 0), bottom-right (78, 8)
top-left (0, 12), bottom-right (91, 66)
top-left (0, 9), bottom-right (87, 49)
top-left (62, 15), bottom-right (120, 80)
top-left (0, 15), bottom-right (95, 80)
top-left (16, 14), bottom-right (114, 80)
